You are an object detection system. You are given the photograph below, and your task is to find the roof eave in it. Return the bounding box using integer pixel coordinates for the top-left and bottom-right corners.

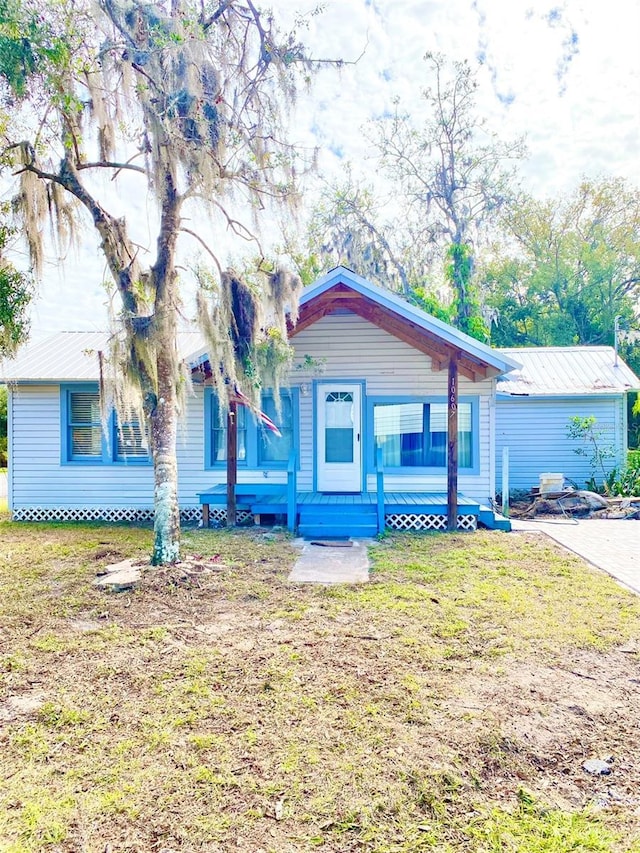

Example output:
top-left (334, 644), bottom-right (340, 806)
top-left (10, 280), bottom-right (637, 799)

top-left (298, 267), bottom-right (518, 376)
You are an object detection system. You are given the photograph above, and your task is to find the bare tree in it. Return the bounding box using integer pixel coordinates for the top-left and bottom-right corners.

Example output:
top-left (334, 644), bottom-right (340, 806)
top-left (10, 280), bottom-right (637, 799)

top-left (369, 53), bottom-right (524, 334)
top-left (303, 170), bottom-right (416, 295)
top-left (1, 0), bottom-right (316, 563)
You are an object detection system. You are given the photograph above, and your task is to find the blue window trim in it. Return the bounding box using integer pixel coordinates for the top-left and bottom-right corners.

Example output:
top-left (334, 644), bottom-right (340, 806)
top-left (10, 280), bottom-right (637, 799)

top-left (204, 387), bottom-right (299, 471)
top-left (60, 383), bottom-right (151, 466)
top-left (365, 395), bottom-right (480, 476)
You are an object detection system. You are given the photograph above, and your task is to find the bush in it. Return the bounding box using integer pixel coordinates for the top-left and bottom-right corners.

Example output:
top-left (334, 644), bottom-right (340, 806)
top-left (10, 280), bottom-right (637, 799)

top-left (627, 449), bottom-right (640, 469)
top-left (605, 461), bottom-right (640, 497)
top-left (0, 435), bottom-right (6, 468)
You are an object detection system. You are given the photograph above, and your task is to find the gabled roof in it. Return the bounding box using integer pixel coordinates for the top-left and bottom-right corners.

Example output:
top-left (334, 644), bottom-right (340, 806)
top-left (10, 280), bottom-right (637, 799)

top-left (3, 268), bottom-right (519, 384)
top-left (496, 346), bottom-right (640, 396)
top-left (1, 331), bottom-right (206, 382)
top-left (293, 266), bottom-right (519, 381)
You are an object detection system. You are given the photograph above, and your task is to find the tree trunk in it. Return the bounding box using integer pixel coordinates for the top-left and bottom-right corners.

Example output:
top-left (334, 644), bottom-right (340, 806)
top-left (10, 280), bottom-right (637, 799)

top-left (149, 342), bottom-right (181, 564)
top-left (148, 168), bottom-right (182, 565)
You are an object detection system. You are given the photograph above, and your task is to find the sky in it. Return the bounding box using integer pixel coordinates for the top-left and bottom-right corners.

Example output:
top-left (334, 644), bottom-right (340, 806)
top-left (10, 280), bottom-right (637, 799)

top-left (18, 0), bottom-right (640, 336)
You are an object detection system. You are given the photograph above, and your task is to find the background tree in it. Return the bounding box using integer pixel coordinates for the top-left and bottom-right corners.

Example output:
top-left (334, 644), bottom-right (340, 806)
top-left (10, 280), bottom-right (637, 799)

top-left (368, 52), bottom-right (524, 337)
top-left (0, 204), bottom-right (33, 357)
top-left (0, 385), bottom-right (7, 468)
top-left (300, 171), bottom-right (421, 295)
top-left (484, 179), bottom-right (640, 354)
top-left (0, 258), bottom-right (32, 358)
top-left (1, 0), bottom-right (314, 564)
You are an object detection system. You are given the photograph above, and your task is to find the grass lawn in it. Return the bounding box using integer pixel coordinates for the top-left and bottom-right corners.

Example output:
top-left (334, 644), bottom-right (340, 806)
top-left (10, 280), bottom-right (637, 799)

top-left (1, 516), bottom-right (640, 852)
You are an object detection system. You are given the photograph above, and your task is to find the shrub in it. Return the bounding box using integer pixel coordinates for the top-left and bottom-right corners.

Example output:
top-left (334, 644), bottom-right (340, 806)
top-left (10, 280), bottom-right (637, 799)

top-left (605, 461), bottom-right (640, 497)
top-left (627, 449), bottom-right (640, 469)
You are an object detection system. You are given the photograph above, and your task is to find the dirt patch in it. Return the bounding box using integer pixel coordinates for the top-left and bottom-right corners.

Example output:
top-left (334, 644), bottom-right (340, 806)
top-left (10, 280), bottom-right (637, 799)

top-left (441, 648), bottom-right (640, 812)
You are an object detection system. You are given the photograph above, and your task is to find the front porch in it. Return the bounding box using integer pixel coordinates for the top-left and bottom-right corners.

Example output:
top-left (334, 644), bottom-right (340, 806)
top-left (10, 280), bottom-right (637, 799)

top-left (198, 484), bottom-right (510, 536)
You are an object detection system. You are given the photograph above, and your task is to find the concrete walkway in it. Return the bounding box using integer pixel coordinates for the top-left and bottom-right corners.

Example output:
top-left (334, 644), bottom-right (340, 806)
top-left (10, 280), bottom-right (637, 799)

top-left (288, 519), bottom-right (640, 590)
top-left (511, 518), bottom-right (640, 595)
top-left (289, 538), bottom-right (371, 584)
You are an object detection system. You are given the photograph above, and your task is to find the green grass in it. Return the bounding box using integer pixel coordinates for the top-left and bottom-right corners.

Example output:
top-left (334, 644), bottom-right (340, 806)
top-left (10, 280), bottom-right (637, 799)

top-left (1, 521), bottom-right (639, 852)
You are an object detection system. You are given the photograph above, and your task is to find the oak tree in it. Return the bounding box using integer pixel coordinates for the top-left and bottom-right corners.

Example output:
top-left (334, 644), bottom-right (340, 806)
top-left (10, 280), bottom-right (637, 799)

top-left (1, 0), bottom-right (314, 563)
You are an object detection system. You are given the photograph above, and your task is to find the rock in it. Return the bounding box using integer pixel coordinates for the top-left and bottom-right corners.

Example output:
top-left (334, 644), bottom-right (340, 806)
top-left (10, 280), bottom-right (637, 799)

top-left (0, 692), bottom-right (46, 720)
top-left (557, 495), bottom-right (591, 514)
top-left (583, 758), bottom-right (612, 776)
top-left (575, 491), bottom-right (609, 510)
top-left (68, 619), bottom-right (103, 632)
top-left (93, 558), bottom-right (142, 592)
top-left (524, 498), bottom-right (563, 517)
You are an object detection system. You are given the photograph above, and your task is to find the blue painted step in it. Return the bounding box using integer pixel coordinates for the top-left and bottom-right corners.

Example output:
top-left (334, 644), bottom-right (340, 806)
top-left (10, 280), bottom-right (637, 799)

top-left (298, 503), bottom-right (378, 538)
top-left (477, 505), bottom-right (511, 531)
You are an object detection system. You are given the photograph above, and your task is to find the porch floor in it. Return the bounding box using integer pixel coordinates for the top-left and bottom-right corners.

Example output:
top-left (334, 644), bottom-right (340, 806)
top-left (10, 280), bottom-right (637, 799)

top-left (254, 491), bottom-right (480, 508)
top-left (198, 485), bottom-right (510, 533)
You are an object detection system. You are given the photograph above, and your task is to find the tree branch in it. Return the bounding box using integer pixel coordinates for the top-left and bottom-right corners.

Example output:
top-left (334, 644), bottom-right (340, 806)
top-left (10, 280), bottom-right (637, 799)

top-left (77, 160), bottom-right (146, 176)
top-left (201, 0), bottom-right (235, 31)
top-left (180, 227), bottom-right (222, 276)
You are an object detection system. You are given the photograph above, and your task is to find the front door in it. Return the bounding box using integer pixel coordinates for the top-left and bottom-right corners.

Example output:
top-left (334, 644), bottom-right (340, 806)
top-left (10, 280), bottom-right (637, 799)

top-left (316, 383), bottom-right (362, 492)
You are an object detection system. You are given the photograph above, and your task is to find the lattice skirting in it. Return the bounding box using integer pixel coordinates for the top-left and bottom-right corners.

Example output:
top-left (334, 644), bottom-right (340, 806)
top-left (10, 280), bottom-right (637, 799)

top-left (385, 513), bottom-right (477, 532)
top-left (12, 506), bottom-right (204, 524)
top-left (11, 506), bottom-right (256, 526)
top-left (207, 508), bottom-right (253, 526)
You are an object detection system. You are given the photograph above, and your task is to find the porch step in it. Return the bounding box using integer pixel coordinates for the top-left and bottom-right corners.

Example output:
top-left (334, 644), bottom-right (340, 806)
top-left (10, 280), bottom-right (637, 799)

top-left (298, 502), bottom-right (378, 539)
top-left (477, 505), bottom-right (512, 531)
top-left (298, 522), bottom-right (378, 538)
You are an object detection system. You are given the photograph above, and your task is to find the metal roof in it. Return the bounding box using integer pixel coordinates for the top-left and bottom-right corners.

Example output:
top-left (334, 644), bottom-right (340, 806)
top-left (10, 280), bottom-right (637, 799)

top-left (1, 331), bottom-right (206, 382)
top-left (496, 346), bottom-right (640, 396)
top-left (302, 267), bottom-right (520, 377)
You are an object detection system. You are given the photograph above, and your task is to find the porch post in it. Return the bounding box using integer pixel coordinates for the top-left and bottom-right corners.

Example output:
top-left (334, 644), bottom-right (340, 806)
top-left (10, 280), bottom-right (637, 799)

top-left (447, 355), bottom-right (459, 531)
top-left (226, 400), bottom-right (238, 527)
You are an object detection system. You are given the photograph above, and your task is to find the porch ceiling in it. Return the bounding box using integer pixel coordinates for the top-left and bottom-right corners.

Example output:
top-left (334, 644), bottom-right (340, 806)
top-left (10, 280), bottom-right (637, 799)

top-left (290, 284), bottom-right (494, 382)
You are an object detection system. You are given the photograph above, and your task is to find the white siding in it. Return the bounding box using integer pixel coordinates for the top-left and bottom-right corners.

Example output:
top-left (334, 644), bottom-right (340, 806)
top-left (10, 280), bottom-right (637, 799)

top-left (495, 395), bottom-right (627, 492)
top-left (9, 312), bottom-right (497, 510)
top-left (9, 384), bottom-right (210, 510)
top-left (291, 313), bottom-right (495, 503)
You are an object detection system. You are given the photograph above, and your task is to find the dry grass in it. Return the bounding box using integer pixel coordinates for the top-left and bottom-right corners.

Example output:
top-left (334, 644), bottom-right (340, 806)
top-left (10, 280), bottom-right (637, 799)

top-left (1, 518), bottom-right (640, 852)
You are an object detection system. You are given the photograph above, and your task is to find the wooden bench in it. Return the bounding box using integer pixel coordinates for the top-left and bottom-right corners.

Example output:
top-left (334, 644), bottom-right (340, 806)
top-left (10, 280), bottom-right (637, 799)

top-left (197, 483), bottom-right (287, 527)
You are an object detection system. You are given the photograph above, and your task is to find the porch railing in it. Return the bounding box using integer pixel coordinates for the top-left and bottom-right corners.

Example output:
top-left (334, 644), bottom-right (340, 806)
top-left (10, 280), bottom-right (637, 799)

top-left (375, 446), bottom-right (385, 534)
top-left (287, 450), bottom-right (297, 532)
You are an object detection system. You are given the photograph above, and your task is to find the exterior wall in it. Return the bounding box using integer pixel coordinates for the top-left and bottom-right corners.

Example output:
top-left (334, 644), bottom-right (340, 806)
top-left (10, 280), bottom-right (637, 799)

top-left (495, 394), bottom-right (627, 492)
top-left (9, 311), bottom-right (498, 511)
top-left (9, 383), bottom-right (208, 511)
top-left (291, 312), bottom-right (495, 504)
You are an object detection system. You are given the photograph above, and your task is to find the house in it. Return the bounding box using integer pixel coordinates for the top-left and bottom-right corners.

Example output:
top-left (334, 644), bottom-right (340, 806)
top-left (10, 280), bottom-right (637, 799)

top-left (3, 267), bottom-right (519, 536)
top-left (495, 346), bottom-right (640, 492)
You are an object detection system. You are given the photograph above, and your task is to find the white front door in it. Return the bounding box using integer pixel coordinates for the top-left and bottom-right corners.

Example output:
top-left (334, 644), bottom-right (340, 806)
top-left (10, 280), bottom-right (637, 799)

top-left (316, 383), bottom-right (362, 492)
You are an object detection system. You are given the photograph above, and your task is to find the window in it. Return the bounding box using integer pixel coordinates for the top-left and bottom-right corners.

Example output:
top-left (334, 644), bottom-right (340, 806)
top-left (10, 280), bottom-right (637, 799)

top-left (210, 395), bottom-right (247, 464)
top-left (61, 385), bottom-right (150, 464)
top-left (373, 400), bottom-right (474, 469)
top-left (258, 393), bottom-right (293, 464)
top-left (116, 412), bottom-right (149, 460)
top-left (68, 390), bottom-right (102, 460)
top-left (324, 391), bottom-right (354, 463)
top-left (206, 388), bottom-right (297, 469)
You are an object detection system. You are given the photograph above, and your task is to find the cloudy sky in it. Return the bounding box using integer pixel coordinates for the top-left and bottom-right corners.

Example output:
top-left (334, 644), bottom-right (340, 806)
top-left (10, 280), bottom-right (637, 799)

top-left (22, 0), bottom-right (640, 336)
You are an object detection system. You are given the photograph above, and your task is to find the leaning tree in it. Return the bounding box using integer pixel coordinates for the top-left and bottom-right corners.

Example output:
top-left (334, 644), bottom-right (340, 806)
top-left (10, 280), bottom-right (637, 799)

top-left (0, 0), bottom-right (319, 563)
